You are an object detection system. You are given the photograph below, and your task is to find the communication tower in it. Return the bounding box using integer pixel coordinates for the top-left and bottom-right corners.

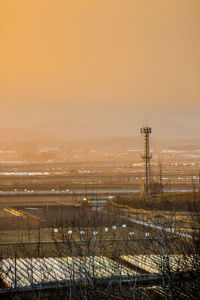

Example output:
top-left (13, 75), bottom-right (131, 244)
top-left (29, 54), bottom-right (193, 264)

top-left (140, 127), bottom-right (152, 194)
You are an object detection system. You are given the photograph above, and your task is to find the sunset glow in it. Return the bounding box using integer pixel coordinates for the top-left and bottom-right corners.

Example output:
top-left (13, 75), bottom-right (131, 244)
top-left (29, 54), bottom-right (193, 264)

top-left (0, 0), bottom-right (200, 139)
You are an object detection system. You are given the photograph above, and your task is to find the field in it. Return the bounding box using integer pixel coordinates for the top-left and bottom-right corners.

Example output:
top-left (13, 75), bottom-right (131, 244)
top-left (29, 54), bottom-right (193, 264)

top-left (0, 164), bottom-right (199, 299)
top-left (0, 161), bottom-right (198, 260)
top-left (0, 194), bottom-right (195, 261)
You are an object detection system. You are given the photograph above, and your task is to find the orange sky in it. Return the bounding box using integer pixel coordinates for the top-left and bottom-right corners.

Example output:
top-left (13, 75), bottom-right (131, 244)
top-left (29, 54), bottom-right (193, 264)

top-left (0, 0), bottom-right (200, 138)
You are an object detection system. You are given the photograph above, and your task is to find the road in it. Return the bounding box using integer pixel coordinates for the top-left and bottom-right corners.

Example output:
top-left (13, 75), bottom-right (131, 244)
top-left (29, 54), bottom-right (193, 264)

top-left (0, 188), bottom-right (197, 197)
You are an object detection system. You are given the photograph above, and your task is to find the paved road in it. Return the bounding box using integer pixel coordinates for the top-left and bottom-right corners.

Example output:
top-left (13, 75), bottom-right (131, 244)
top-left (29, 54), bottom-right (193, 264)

top-left (0, 188), bottom-right (196, 197)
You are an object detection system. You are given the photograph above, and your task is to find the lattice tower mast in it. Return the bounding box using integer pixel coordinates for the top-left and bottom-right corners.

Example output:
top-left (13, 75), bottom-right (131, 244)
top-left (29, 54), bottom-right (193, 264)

top-left (140, 127), bottom-right (152, 194)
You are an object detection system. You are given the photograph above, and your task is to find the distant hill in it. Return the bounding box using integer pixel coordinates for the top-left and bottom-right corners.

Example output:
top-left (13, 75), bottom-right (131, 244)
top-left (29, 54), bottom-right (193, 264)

top-left (29, 120), bottom-right (133, 140)
top-left (0, 123), bottom-right (199, 152)
top-left (29, 119), bottom-right (200, 142)
top-left (0, 128), bottom-right (53, 141)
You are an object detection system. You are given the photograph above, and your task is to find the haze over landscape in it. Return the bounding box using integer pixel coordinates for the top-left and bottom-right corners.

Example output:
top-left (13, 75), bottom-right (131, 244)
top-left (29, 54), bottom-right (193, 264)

top-left (1, 2), bottom-right (200, 299)
top-left (0, 0), bottom-right (200, 142)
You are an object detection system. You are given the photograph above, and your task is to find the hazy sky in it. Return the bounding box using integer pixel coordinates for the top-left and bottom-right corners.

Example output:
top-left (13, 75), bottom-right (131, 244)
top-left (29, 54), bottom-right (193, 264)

top-left (0, 0), bottom-right (200, 139)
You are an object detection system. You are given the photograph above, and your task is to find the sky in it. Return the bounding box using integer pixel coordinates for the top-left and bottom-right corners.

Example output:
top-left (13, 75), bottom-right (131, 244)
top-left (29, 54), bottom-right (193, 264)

top-left (0, 0), bottom-right (200, 139)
